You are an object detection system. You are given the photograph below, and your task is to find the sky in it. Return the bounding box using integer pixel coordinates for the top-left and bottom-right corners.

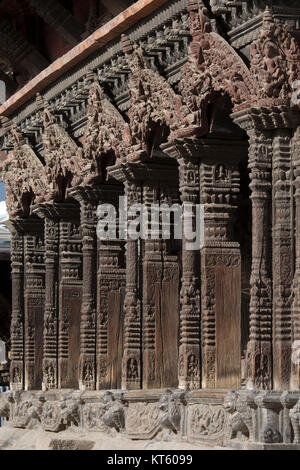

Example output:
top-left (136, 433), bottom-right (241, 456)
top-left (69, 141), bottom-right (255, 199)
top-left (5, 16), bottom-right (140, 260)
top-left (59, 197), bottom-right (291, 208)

top-left (0, 184), bottom-right (8, 223)
top-left (0, 183), bottom-right (5, 201)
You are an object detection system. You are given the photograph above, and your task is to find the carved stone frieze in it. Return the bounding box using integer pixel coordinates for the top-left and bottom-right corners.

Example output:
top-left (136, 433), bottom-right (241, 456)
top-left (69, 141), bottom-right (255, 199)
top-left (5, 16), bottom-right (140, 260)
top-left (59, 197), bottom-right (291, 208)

top-left (41, 394), bottom-right (83, 432)
top-left (83, 392), bottom-right (127, 433)
top-left (187, 404), bottom-right (229, 446)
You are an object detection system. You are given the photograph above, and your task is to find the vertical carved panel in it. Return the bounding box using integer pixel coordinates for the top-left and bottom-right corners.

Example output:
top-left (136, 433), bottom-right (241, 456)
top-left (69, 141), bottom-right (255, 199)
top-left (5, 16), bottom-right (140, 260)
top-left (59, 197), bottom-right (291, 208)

top-left (121, 182), bottom-right (142, 390)
top-left (200, 158), bottom-right (241, 389)
top-left (291, 126), bottom-right (300, 390)
top-left (142, 183), bottom-right (161, 389)
top-left (24, 219), bottom-right (45, 390)
top-left (97, 239), bottom-right (125, 390)
top-left (246, 129), bottom-right (273, 390)
top-left (272, 130), bottom-right (293, 390)
top-left (10, 223), bottom-right (25, 391)
top-left (71, 191), bottom-right (98, 391)
top-left (178, 157), bottom-right (201, 390)
top-left (43, 216), bottom-right (59, 391)
top-left (142, 182), bottom-right (180, 389)
top-left (58, 215), bottom-right (82, 389)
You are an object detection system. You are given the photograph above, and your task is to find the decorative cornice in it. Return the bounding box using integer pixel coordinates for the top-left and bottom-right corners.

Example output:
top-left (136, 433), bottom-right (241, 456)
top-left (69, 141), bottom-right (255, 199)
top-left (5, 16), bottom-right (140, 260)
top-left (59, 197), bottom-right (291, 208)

top-left (0, 0), bottom-right (171, 118)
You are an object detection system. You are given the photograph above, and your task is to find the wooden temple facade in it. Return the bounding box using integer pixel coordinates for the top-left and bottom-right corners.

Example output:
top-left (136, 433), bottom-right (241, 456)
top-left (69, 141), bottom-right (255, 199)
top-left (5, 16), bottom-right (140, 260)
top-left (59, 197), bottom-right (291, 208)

top-left (0, 0), bottom-right (300, 449)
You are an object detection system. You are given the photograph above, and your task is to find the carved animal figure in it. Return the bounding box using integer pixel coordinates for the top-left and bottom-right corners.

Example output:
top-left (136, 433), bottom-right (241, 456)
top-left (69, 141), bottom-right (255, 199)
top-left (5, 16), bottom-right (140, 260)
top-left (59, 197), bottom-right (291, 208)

top-left (0, 392), bottom-right (12, 419)
top-left (223, 391), bottom-right (254, 441)
top-left (261, 425), bottom-right (282, 444)
top-left (101, 392), bottom-right (126, 432)
top-left (290, 399), bottom-right (300, 444)
top-left (158, 390), bottom-right (185, 434)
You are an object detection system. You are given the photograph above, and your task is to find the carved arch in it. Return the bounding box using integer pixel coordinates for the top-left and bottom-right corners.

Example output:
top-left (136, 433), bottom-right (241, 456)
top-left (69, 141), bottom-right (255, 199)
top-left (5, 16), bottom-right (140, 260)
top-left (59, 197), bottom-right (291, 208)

top-left (77, 77), bottom-right (127, 185)
top-left (250, 7), bottom-right (300, 105)
top-left (121, 34), bottom-right (186, 162)
top-left (0, 125), bottom-right (48, 218)
top-left (41, 104), bottom-right (81, 201)
top-left (175, 0), bottom-right (258, 139)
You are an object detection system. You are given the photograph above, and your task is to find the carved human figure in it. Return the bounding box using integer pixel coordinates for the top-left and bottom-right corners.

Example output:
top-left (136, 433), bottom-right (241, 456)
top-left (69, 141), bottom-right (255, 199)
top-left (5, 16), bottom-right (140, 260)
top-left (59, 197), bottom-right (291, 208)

top-left (127, 358), bottom-right (138, 380)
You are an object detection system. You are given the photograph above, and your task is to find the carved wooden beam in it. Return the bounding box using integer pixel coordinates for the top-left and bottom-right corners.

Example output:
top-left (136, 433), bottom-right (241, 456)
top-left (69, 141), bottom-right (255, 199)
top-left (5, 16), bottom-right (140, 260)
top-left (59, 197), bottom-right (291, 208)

top-left (0, 17), bottom-right (49, 77)
top-left (29, 0), bottom-right (85, 47)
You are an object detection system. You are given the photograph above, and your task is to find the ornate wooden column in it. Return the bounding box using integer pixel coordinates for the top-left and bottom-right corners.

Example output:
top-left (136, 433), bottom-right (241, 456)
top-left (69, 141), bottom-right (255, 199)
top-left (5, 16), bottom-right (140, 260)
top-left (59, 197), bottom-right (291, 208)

top-left (10, 221), bottom-right (25, 391)
top-left (122, 180), bottom-right (143, 390)
top-left (162, 141), bottom-right (201, 390)
top-left (68, 187), bottom-right (98, 391)
top-left (69, 185), bottom-right (125, 391)
top-left (245, 129), bottom-right (273, 390)
top-left (291, 126), bottom-right (300, 390)
top-left (33, 204), bottom-right (59, 391)
top-left (23, 217), bottom-right (45, 390)
top-left (163, 138), bottom-right (243, 389)
top-left (272, 130), bottom-right (294, 390)
top-left (107, 165), bottom-right (143, 390)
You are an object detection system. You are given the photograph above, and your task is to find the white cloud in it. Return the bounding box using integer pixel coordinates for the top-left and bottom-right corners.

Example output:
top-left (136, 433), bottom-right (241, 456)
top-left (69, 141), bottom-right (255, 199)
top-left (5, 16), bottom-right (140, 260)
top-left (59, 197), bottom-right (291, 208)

top-left (0, 201), bottom-right (9, 223)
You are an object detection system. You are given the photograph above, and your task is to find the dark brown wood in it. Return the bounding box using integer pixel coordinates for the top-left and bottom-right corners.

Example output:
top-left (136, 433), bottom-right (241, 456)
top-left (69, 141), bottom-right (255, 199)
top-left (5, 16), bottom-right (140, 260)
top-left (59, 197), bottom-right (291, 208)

top-left (155, 282), bottom-right (179, 388)
top-left (215, 265), bottom-right (241, 389)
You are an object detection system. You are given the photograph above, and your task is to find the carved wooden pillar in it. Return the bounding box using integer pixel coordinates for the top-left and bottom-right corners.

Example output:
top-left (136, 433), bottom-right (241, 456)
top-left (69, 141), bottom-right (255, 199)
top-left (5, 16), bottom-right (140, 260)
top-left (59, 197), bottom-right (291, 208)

top-left (142, 183), bottom-right (162, 390)
top-left (10, 221), bottom-right (25, 391)
top-left (33, 204), bottom-right (59, 390)
top-left (291, 126), bottom-right (300, 390)
top-left (23, 217), bottom-right (45, 390)
top-left (163, 138), bottom-right (242, 389)
top-left (122, 181), bottom-right (143, 390)
top-left (178, 157), bottom-right (201, 390)
top-left (246, 129), bottom-right (273, 390)
top-left (272, 130), bottom-right (294, 390)
top-left (68, 187), bottom-right (98, 391)
top-left (162, 141), bottom-right (201, 390)
top-left (58, 204), bottom-right (82, 389)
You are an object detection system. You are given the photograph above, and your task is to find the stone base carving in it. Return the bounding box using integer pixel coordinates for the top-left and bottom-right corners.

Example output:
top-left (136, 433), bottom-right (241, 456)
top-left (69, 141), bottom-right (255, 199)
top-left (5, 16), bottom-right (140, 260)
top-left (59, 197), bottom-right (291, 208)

top-left (1, 389), bottom-right (300, 449)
